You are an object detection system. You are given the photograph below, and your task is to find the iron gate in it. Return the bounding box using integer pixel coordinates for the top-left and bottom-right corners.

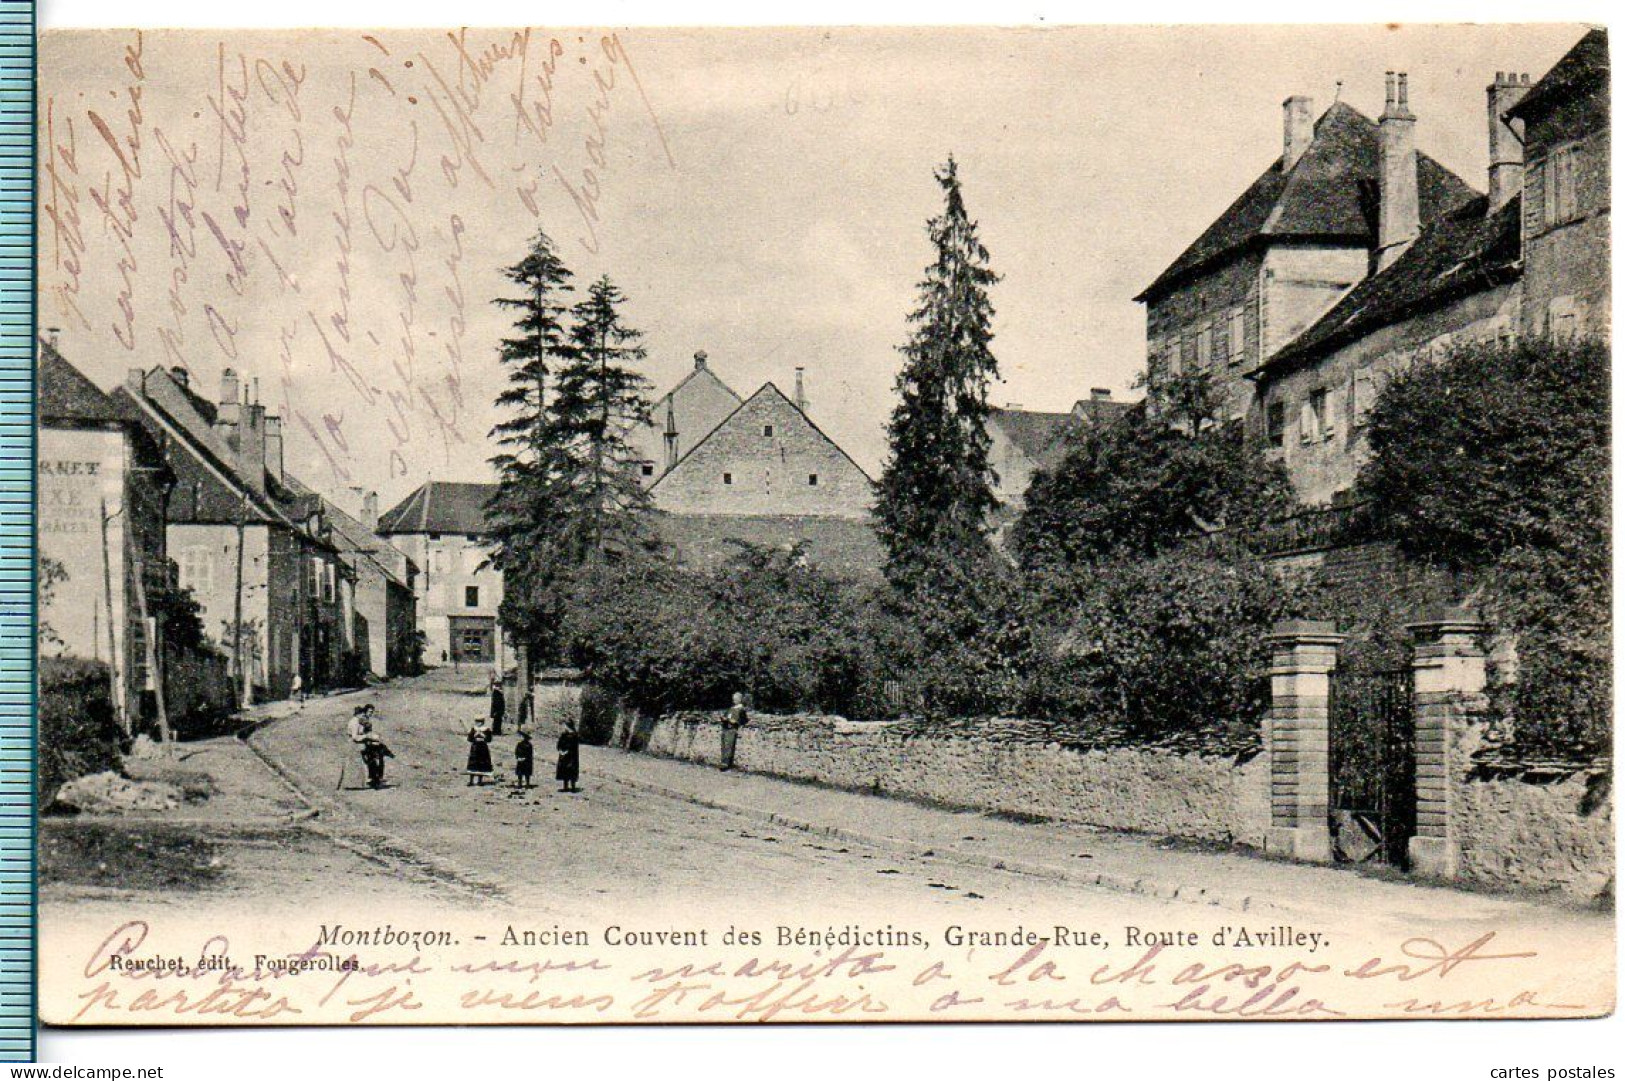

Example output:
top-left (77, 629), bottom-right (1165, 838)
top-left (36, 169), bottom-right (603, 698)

top-left (1327, 666), bottom-right (1415, 867)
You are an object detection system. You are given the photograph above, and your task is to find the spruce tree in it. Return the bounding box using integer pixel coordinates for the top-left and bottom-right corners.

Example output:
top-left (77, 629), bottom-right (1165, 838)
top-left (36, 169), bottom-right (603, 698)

top-left (486, 230), bottom-right (573, 654)
top-left (875, 156), bottom-right (1003, 587)
top-left (545, 275), bottom-right (658, 562)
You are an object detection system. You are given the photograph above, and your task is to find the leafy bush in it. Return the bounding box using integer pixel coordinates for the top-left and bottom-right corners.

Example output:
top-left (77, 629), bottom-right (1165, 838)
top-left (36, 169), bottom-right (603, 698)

top-left (1357, 336), bottom-right (1610, 757)
top-left (577, 684), bottom-right (620, 746)
top-left (1015, 382), bottom-right (1295, 569)
top-left (1021, 550), bottom-right (1305, 752)
top-left (561, 545), bottom-right (886, 719)
top-left (39, 656), bottom-right (123, 809)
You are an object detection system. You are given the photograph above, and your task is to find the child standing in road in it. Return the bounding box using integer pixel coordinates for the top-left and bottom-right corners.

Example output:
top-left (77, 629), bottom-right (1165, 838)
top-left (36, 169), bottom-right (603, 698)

top-left (466, 717), bottom-right (494, 786)
top-left (514, 730), bottom-right (534, 788)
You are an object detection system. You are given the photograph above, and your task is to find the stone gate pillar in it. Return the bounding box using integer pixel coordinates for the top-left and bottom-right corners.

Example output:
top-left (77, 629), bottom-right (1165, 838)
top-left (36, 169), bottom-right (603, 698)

top-left (1406, 606), bottom-right (1486, 880)
top-left (1265, 620), bottom-right (1344, 863)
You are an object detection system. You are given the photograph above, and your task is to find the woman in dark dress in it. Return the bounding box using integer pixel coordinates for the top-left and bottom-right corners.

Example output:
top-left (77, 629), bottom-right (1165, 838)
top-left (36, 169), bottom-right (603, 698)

top-left (556, 718), bottom-right (581, 793)
top-left (466, 718), bottom-right (495, 785)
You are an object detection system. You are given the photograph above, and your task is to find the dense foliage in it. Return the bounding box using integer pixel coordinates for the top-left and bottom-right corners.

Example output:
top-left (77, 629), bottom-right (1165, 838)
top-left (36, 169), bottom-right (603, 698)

top-left (1021, 551), bottom-right (1303, 752)
top-left (875, 158), bottom-right (1003, 589)
top-left (40, 656), bottom-right (123, 809)
top-left (1357, 337), bottom-right (1610, 757)
top-left (1015, 376), bottom-right (1295, 569)
top-left (561, 545), bottom-right (883, 719)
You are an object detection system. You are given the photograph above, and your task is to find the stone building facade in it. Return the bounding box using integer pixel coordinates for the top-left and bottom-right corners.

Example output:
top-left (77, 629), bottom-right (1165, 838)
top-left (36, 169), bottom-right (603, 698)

top-left (626, 351), bottom-right (743, 485)
top-left (1136, 98), bottom-right (1477, 424)
top-left (649, 382), bottom-right (872, 519)
top-left (1509, 29), bottom-right (1610, 342)
top-left (377, 481), bottom-right (505, 670)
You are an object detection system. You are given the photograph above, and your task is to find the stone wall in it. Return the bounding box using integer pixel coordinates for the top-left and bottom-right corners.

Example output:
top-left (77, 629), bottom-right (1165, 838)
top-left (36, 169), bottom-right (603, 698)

top-left (1450, 722), bottom-right (1614, 900)
top-left (639, 712), bottom-right (1268, 846)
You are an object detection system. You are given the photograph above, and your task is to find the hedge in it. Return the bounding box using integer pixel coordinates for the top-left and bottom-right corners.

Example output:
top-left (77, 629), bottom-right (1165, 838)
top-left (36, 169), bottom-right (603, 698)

top-left (40, 656), bottom-right (123, 809)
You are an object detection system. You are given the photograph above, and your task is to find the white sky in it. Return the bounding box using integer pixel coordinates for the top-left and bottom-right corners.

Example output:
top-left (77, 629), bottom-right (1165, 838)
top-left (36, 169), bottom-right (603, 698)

top-left (39, 21), bottom-right (1588, 509)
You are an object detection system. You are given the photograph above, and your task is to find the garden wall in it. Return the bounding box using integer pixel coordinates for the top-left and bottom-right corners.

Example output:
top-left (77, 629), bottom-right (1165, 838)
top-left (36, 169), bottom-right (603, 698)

top-left (1451, 722), bottom-right (1614, 900)
top-left (638, 712), bottom-right (1269, 847)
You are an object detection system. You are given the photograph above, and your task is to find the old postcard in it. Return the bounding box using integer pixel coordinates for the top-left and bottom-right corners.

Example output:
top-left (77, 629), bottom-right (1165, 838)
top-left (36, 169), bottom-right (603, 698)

top-left (35, 22), bottom-right (1613, 1026)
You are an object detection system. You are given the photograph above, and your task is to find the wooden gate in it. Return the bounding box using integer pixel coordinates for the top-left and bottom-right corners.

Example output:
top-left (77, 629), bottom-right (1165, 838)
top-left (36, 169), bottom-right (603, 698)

top-left (1327, 666), bottom-right (1415, 867)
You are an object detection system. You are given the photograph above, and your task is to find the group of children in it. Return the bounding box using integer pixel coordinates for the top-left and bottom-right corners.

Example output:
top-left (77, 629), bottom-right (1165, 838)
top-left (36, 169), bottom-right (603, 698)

top-left (464, 713), bottom-right (581, 793)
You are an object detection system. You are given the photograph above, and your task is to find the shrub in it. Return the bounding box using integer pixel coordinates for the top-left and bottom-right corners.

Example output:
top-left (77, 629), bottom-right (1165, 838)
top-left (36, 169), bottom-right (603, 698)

top-left (1022, 550), bottom-right (1307, 753)
top-left (1357, 336), bottom-right (1610, 757)
top-left (577, 684), bottom-right (620, 746)
top-left (39, 656), bottom-right (123, 809)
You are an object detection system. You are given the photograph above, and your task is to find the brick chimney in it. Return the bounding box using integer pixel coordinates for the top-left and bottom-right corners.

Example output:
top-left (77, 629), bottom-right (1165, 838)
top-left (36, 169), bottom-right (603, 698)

top-left (1283, 95), bottom-right (1315, 170)
top-left (1377, 72), bottom-right (1420, 271)
top-left (1091, 388), bottom-right (1112, 401)
top-left (793, 367), bottom-right (807, 412)
top-left (238, 400), bottom-right (267, 495)
top-left (264, 414), bottom-right (285, 486)
top-left (693, 350), bottom-right (708, 371)
top-left (1487, 71), bottom-right (1531, 212)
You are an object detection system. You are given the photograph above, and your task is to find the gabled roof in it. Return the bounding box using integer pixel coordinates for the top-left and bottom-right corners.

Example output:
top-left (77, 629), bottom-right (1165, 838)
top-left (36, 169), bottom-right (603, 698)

top-left (1136, 102), bottom-right (1479, 303)
top-left (1506, 28), bottom-right (1608, 124)
top-left (1071, 396), bottom-right (1134, 427)
top-left (650, 381), bottom-right (874, 490)
top-left (114, 369), bottom-right (298, 531)
top-left (989, 408), bottom-right (1078, 473)
top-left (279, 473), bottom-right (411, 587)
top-left (38, 342), bottom-right (124, 426)
top-left (1258, 193), bottom-right (1522, 376)
top-left (376, 480), bottom-right (499, 536)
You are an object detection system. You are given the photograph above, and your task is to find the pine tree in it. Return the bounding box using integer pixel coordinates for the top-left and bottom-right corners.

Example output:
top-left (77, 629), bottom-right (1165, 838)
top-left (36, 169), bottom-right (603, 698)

top-left (544, 275), bottom-right (658, 563)
top-left (875, 157), bottom-right (1003, 587)
top-left (486, 230), bottom-right (574, 653)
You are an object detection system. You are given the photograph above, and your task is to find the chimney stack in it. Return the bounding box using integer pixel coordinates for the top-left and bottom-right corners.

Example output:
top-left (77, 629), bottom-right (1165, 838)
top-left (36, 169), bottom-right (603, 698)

top-left (693, 351), bottom-right (708, 371)
top-left (793, 367), bottom-right (807, 411)
top-left (217, 368), bottom-right (242, 428)
top-left (1377, 72), bottom-right (1420, 271)
top-left (238, 400), bottom-right (267, 495)
top-left (1282, 95), bottom-right (1315, 170)
top-left (1487, 71), bottom-right (1531, 212)
top-left (264, 415), bottom-right (285, 487)
top-left (169, 366), bottom-right (190, 389)
top-left (1091, 388), bottom-right (1112, 401)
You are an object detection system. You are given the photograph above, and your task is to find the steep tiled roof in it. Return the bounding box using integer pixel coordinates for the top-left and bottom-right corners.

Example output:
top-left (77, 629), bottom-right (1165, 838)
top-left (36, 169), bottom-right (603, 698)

top-left (989, 408), bottom-right (1077, 473)
top-left (279, 473), bottom-right (411, 587)
top-left (1137, 102), bottom-right (1479, 302)
top-left (1506, 28), bottom-right (1608, 123)
top-left (1259, 194), bottom-right (1522, 375)
top-left (376, 481), bottom-right (499, 536)
top-left (38, 342), bottom-right (123, 426)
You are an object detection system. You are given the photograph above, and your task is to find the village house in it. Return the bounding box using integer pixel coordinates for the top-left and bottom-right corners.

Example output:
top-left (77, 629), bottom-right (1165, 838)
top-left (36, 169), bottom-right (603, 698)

top-left (115, 366), bottom-right (351, 701)
top-left (648, 375), bottom-right (882, 576)
top-left (377, 481), bottom-right (505, 669)
top-left (1136, 91), bottom-right (1479, 425)
top-left (987, 390), bottom-right (1130, 509)
top-left (37, 343), bottom-right (173, 725)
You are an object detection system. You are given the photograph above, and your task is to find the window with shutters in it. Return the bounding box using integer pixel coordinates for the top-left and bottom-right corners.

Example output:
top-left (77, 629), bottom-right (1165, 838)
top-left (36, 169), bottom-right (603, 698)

top-left (1544, 144), bottom-right (1580, 226)
top-left (1228, 308), bottom-right (1246, 365)
top-left (1196, 325), bottom-right (1213, 370)
top-left (1312, 387), bottom-right (1333, 441)
top-left (1266, 401), bottom-right (1286, 448)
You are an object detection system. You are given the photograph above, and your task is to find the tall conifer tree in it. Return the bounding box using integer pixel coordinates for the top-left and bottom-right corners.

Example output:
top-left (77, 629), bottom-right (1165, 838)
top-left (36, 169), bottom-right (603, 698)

top-left (875, 157), bottom-right (1003, 587)
top-left (486, 230), bottom-right (574, 653)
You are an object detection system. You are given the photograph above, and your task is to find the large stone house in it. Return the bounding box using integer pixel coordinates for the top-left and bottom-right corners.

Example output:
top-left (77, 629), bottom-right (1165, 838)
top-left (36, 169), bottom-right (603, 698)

top-left (1144, 31), bottom-right (1609, 506)
top-left (1136, 93), bottom-right (1479, 425)
top-left (377, 481), bottom-right (505, 669)
top-left (116, 366), bottom-right (351, 701)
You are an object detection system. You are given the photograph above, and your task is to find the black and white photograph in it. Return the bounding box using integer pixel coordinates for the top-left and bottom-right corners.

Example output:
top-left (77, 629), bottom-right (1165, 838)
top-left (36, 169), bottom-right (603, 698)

top-left (33, 15), bottom-right (1613, 1030)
